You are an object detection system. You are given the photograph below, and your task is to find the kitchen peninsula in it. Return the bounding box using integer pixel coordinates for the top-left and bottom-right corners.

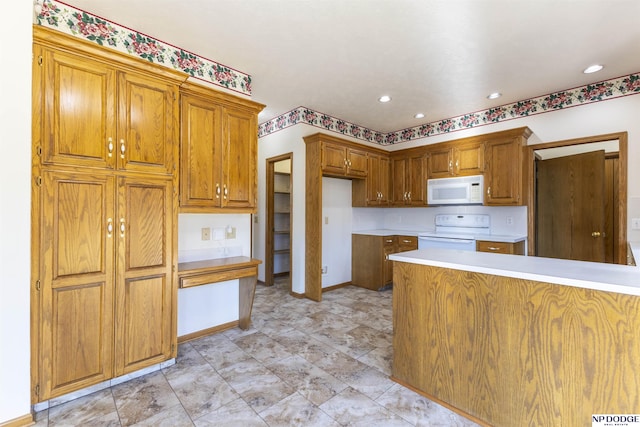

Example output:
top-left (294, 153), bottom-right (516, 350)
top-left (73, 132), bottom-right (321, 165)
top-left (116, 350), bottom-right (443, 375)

top-left (389, 249), bottom-right (640, 427)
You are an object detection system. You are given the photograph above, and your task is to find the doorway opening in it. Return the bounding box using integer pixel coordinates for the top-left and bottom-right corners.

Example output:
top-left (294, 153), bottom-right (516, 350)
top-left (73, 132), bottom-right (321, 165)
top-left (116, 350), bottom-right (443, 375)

top-left (265, 154), bottom-right (292, 290)
top-left (527, 132), bottom-right (627, 264)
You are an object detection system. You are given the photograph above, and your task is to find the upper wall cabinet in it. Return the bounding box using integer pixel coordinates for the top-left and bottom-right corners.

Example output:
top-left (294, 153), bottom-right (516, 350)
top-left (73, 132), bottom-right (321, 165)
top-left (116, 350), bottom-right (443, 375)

top-left (179, 82), bottom-right (265, 213)
top-left (39, 44), bottom-right (179, 176)
top-left (320, 137), bottom-right (368, 178)
top-left (427, 140), bottom-right (484, 178)
top-left (391, 150), bottom-right (428, 206)
top-left (484, 127), bottom-right (532, 206)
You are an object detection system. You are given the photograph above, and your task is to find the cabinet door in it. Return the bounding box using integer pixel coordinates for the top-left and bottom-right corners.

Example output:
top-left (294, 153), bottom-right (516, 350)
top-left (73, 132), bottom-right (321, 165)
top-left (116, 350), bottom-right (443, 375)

top-left (39, 170), bottom-right (115, 400)
top-left (118, 72), bottom-right (177, 175)
top-left (383, 237), bottom-right (396, 285)
top-left (114, 176), bottom-right (174, 375)
top-left (391, 157), bottom-right (408, 205)
top-left (40, 48), bottom-right (116, 169)
top-left (223, 106), bottom-right (257, 209)
top-left (455, 142), bottom-right (484, 176)
top-left (427, 147), bottom-right (452, 178)
top-left (321, 142), bottom-right (348, 175)
top-left (378, 156), bottom-right (391, 204)
top-left (407, 155), bottom-right (427, 205)
top-left (346, 148), bottom-right (368, 177)
top-left (179, 94), bottom-right (223, 208)
top-left (485, 139), bottom-right (521, 205)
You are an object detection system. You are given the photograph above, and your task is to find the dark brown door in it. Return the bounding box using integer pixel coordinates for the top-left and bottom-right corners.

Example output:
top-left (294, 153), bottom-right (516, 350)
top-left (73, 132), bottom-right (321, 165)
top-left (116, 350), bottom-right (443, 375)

top-left (536, 151), bottom-right (605, 262)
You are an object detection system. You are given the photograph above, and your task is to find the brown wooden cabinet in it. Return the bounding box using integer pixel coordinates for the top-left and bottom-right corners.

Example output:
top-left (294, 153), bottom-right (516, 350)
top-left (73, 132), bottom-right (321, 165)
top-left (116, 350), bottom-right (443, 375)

top-left (427, 141), bottom-right (484, 178)
top-left (32, 26), bottom-right (184, 402)
top-left (484, 128), bottom-right (532, 206)
top-left (40, 45), bottom-right (177, 175)
top-left (114, 176), bottom-right (175, 375)
top-left (353, 152), bottom-right (390, 206)
top-left (352, 234), bottom-right (418, 290)
top-left (321, 139), bottom-right (368, 178)
top-left (476, 240), bottom-right (525, 255)
top-left (391, 150), bottom-right (428, 206)
top-left (179, 83), bottom-right (264, 212)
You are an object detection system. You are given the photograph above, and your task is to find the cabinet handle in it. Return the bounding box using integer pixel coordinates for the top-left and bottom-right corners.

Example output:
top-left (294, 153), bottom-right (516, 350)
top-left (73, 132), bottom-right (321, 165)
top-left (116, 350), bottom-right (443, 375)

top-left (107, 138), bottom-right (114, 158)
top-left (487, 186), bottom-right (491, 197)
top-left (107, 218), bottom-right (113, 237)
top-left (119, 218), bottom-right (125, 237)
top-left (344, 158), bottom-right (348, 166)
top-left (487, 246), bottom-right (500, 251)
top-left (215, 183), bottom-right (220, 199)
top-left (223, 184), bottom-right (228, 200)
top-left (120, 139), bottom-right (125, 159)
top-left (408, 191), bottom-right (412, 200)
top-left (348, 159), bottom-right (352, 167)
top-left (449, 160), bottom-right (453, 172)
top-left (402, 239), bottom-right (411, 243)
top-left (591, 231), bottom-right (602, 238)
top-left (455, 159), bottom-right (459, 170)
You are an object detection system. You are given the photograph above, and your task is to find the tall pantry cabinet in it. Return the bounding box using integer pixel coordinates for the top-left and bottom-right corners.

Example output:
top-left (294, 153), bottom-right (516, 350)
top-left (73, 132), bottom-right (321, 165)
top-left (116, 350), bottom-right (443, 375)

top-left (31, 26), bottom-right (186, 402)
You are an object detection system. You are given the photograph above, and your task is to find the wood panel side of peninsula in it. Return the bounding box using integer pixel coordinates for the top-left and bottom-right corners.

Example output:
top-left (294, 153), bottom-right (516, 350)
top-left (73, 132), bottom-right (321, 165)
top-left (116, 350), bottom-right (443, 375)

top-left (392, 262), bottom-right (640, 427)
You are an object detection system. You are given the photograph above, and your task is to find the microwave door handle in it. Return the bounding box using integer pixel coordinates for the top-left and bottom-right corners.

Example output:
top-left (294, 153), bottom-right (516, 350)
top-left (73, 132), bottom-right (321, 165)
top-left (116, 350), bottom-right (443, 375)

top-left (420, 236), bottom-right (475, 244)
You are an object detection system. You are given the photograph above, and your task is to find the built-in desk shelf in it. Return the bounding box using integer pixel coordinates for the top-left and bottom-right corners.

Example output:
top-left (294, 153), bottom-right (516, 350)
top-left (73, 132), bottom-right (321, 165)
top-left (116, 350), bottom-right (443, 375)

top-left (178, 256), bottom-right (261, 330)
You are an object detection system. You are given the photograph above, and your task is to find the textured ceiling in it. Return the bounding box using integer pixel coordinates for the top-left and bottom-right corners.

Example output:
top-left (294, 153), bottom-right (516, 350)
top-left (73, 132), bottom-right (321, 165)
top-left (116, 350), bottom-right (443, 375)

top-left (63, 0), bottom-right (640, 133)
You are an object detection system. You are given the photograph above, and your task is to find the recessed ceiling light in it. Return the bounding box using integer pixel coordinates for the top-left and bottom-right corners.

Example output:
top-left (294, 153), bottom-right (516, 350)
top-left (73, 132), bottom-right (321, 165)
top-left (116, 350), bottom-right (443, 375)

top-left (487, 92), bottom-right (502, 100)
top-left (583, 64), bottom-right (604, 74)
top-left (414, 113), bottom-right (425, 119)
top-left (378, 95), bottom-right (392, 103)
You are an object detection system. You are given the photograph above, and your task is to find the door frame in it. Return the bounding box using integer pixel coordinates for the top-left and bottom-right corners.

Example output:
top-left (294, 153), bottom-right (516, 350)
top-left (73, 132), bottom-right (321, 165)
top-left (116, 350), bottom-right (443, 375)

top-left (526, 132), bottom-right (627, 264)
top-left (265, 153), bottom-right (293, 289)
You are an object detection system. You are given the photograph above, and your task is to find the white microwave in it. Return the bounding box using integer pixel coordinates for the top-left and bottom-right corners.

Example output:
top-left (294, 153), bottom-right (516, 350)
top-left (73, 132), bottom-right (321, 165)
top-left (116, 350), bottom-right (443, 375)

top-left (427, 175), bottom-right (484, 205)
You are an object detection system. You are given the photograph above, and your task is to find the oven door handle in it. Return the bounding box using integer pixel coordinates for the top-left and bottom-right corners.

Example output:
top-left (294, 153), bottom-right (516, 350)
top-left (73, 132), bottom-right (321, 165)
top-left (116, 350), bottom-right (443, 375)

top-left (419, 236), bottom-right (475, 244)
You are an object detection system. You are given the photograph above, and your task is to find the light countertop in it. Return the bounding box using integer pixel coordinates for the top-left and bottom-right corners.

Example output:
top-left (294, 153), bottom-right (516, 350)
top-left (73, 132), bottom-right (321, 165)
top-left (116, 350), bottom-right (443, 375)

top-left (352, 229), bottom-right (427, 237)
top-left (389, 248), bottom-right (640, 296)
top-left (353, 229), bottom-right (526, 243)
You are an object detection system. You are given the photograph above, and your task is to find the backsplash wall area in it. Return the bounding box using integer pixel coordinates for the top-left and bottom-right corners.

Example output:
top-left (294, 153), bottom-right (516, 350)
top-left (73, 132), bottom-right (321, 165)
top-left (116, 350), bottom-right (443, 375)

top-left (352, 206), bottom-right (528, 236)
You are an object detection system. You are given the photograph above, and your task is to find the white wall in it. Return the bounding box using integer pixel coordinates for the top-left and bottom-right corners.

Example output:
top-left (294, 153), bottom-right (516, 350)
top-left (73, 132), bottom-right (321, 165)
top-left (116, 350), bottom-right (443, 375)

top-left (321, 177), bottom-right (353, 287)
top-left (0, 2), bottom-right (33, 424)
top-left (177, 213), bottom-right (251, 336)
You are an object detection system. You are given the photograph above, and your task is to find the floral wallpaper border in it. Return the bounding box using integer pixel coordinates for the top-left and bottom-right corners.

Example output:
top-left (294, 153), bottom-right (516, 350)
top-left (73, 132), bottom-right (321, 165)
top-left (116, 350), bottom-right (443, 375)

top-left (34, 0), bottom-right (252, 96)
top-left (259, 73), bottom-right (640, 145)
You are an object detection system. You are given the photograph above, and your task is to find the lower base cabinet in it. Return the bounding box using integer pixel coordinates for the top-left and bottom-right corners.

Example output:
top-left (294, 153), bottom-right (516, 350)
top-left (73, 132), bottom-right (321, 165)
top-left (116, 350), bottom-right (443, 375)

top-left (476, 240), bottom-right (525, 255)
top-left (35, 169), bottom-right (176, 401)
top-left (352, 234), bottom-right (417, 290)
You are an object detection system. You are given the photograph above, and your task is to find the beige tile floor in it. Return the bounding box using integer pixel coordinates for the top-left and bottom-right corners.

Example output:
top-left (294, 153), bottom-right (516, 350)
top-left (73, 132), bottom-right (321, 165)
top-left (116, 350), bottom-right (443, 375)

top-left (34, 278), bottom-right (480, 426)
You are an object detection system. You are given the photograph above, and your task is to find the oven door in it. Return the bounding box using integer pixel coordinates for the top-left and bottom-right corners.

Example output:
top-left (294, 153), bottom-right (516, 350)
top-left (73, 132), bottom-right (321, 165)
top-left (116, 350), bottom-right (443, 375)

top-left (418, 235), bottom-right (476, 251)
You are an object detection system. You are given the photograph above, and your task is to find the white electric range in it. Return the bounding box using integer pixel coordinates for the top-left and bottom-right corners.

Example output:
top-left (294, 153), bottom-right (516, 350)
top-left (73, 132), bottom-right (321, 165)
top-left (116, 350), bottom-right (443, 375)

top-left (418, 214), bottom-right (490, 251)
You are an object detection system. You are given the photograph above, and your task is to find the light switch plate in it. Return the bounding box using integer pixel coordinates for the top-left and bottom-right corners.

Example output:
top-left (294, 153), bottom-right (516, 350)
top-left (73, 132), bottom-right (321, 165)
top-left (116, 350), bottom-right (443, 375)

top-left (632, 218), bottom-right (640, 230)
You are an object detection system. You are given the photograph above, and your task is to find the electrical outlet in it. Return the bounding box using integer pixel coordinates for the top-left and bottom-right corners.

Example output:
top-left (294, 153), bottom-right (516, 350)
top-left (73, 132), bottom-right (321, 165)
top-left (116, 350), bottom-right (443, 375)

top-left (324, 216), bottom-right (329, 225)
top-left (201, 227), bottom-right (210, 240)
top-left (632, 218), bottom-right (640, 230)
top-left (321, 266), bottom-right (328, 274)
top-left (506, 216), bottom-right (513, 225)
